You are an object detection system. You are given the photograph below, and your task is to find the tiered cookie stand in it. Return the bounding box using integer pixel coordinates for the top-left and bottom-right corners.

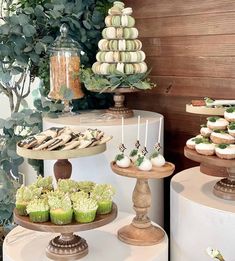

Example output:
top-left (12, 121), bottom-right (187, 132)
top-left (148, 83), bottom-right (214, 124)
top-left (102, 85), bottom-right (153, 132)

top-left (43, 110), bottom-right (165, 226)
top-left (184, 105), bottom-right (235, 200)
top-left (15, 144), bottom-right (117, 260)
top-left (170, 167), bottom-right (235, 261)
top-left (111, 162), bottom-right (175, 245)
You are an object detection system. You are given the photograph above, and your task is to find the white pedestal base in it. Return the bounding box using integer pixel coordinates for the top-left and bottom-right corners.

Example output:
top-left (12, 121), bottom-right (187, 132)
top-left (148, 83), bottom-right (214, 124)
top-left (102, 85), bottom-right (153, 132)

top-left (43, 110), bottom-right (163, 225)
top-left (3, 212), bottom-right (168, 261)
top-left (170, 167), bottom-right (235, 261)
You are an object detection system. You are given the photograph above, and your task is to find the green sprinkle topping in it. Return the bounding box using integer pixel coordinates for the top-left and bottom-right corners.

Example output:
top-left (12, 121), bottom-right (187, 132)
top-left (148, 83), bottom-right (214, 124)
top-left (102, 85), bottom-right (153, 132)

top-left (229, 122), bottom-right (235, 130)
top-left (207, 116), bottom-right (220, 122)
top-left (217, 144), bottom-right (229, 149)
top-left (226, 107), bottom-right (235, 113)
top-left (130, 149), bottom-right (138, 157)
top-left (150, 151), bottom-right (159, 159)
top-left (135, 155), bottom-right (144, 167)
top-left (115, 153), bottom-right (124, 161)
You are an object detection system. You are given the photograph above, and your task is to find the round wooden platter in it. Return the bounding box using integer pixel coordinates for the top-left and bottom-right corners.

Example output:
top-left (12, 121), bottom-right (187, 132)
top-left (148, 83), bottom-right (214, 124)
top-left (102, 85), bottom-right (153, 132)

top-left (110, 161), bottom-right (175, 179)
top-left (14, 203), bottom-right (117, 233)
top-left (16, 143), bottom-right (106, 160)
top-left (184, 146), bottom-right (235, 169)
top-left (186, 104), bottom-right (225, 115)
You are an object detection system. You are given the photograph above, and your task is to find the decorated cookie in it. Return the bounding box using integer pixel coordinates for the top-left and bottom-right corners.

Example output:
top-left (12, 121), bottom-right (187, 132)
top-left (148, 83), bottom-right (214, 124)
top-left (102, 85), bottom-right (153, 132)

top-left (224, 107), bottom-right (235, 122)
top-left (215, 144), bottom-right (235, 159)
top-left (150, 151), bottom-right (165, 167)
top-left (195, 141), bottom-right (215, 156)
top-left (207, 117), bottom-right (229, 131)
top-left (210, 130), bottom-right (235, 144)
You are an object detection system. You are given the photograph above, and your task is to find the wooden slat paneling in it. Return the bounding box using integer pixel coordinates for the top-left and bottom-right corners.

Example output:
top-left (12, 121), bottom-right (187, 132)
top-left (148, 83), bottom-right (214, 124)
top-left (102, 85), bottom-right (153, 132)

top-left (136, 13), bottom-right (235, 37)
top-left (141, 36), bottom-right (235, 57)
top-left (149, 76), bottom-right (235, 98)
top-left (127, 0), bottom-right (235, 18)
top-left (147, 56), bottom-right (235, 78)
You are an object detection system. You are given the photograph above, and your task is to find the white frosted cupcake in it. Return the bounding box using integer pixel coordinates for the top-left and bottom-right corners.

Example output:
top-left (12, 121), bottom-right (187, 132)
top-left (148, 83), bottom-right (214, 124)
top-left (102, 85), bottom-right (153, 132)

top-left (186, 135), bottom-right (204, 149)
top-left (200, 125), bottom-right (212, 138)
top-left (228, 122), bottom-right (235, 137)
top-left (129, 149), bottom-right (141, 163)
top-left (210, 130), bottom-right (235, 144)
top-left (215, 144), bottom-right (235, 159)
top-left (224, 107), bottom-right (235, 122)
top-left (195, 142), bottom-right (215, 156)
top-left (207, 117), bottom-right (229, 130)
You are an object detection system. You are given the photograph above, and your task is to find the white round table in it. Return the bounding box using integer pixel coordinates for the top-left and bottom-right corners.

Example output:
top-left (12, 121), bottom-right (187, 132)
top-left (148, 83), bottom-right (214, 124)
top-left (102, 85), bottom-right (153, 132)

top-left (43, 110), bottom-right (164, 225)
top-left (170, 167), bottom-right (235, 261)
top-left (3, 212), bottom-right (168, 261)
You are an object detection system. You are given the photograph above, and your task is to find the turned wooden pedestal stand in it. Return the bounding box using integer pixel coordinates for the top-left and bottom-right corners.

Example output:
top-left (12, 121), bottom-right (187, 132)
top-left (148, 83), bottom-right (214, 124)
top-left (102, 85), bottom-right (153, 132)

top-left (111, 162), bottom-right (175, 245)
top-left (15, 143), bottom-right (118, 260)
top-left (95, 87), bottom-right (138, 119)
top-left (185, 146), bottom-right (235, 200)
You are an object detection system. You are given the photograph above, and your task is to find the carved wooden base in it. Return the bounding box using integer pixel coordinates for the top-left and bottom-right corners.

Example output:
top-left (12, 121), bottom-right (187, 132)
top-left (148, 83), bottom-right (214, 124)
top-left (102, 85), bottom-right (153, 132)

top-left (214, 178), bottom-right (235, 200)
top-left (118, 223), bottom-right (165, 246)
top-left (107, 92), bottom-right (133, 119)
top-left (106, 107), bottom-right (134, 119)
top-left (46, 233), bottom-right (88, 261)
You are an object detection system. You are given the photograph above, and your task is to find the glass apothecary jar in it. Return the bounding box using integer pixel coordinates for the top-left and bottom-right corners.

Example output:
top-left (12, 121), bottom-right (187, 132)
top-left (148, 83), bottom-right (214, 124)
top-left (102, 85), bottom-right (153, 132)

top-left (48, 24), bottom-right (84, 103)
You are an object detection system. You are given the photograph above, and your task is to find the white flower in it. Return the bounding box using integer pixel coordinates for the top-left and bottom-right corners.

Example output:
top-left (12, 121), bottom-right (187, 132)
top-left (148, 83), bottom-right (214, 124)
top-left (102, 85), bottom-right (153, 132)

top-left (206, 247), bottom-right (225, 260)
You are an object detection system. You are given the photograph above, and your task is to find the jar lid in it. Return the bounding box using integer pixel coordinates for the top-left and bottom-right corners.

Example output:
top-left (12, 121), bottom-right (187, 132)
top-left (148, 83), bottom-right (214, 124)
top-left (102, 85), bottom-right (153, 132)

top-left (49, 23), bottom-right (80, 52)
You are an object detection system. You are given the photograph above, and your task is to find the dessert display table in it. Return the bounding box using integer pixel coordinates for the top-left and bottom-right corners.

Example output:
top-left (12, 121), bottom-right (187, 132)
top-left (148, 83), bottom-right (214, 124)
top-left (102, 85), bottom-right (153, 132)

top-left (170, 167), bottom-right (235, 261)
top-left (3, 212), bottom-right (168, 261)
top-left (43, 110), bottom-right (164, 225)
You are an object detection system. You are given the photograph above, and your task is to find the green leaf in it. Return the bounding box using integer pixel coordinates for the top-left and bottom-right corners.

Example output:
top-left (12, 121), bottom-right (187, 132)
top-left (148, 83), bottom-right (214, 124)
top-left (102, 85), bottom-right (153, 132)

top-left (18, 14), bottom-right (29, 26)
top-left (0, 119), bottom-right (6, 128)
top-left (0, 24), bottom-right (10, 35)
top-left (130, 149), bottom-right (138, 157)
top-left (23, 24), bottom-right (36, 37)
top-left (35, 42), bottom-right (45, 55)
top-left (83, 20), bottom-right (92, 30)
top-left (40, 36), bottom-right (54, 44)
top-left (24, 7), bottom-right (34, 15)
top-left (24, 46), bottom-right (33, 52)
top-left (4, 120), bottom-right (15, 129)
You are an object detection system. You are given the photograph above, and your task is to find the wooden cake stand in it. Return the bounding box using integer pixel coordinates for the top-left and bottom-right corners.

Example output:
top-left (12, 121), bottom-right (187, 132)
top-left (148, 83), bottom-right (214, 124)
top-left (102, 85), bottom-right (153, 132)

top-left (17, 143), bottom-right (106, 180)
top-left (94, 87), bottom-right (138, 119)
top-left (186, 104), bottom-right (225, 116)
top-left (14, 204), bottom-right (117, 260)
top-left (184, 146), bottom-right (235, 200)
top-left (110, 161), bottom-right (175, 246)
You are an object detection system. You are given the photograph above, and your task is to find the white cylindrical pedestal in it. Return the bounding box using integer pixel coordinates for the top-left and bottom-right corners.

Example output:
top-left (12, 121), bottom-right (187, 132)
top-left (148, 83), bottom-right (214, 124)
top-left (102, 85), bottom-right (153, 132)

top-left (3, 212), bottom-right (168, 261)
top-left (43, 110), bottom-right (163, 225)
top-left (171, 167), bottom-right (235, 261)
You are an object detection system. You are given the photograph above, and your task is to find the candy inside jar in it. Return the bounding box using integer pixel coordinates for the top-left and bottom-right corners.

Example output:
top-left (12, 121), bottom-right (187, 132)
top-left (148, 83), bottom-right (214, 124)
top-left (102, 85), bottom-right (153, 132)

top-left (48, 24), bottom-right (84, 103)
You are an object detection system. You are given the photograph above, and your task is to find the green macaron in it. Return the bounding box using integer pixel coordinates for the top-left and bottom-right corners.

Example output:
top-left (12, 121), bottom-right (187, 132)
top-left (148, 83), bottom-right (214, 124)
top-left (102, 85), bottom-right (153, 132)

top-left (127, 16), bottom-right (135, 27)
top-left (125, 64), bottom-right (134, 74)
top-left (112, 16), bottom-right (121, 27)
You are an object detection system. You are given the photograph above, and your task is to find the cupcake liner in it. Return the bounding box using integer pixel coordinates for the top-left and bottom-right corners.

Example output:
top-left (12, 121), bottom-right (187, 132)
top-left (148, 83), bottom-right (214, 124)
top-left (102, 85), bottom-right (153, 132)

top-left (29, 211), bottom-right (49, 223)
top-left (50, 209), bottom-right (73, 225)
top-left (74, 209), bottom-right (97, 223)
top-left (97, 201), bottom-right (113, 214)
top-left (16, 203), bottom-right (28, 216)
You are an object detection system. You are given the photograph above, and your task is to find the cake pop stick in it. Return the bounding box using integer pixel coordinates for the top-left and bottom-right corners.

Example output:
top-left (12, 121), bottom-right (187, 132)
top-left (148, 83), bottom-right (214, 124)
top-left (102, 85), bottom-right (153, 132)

top-left (135, 115), bottom-right (141, 149)
top-left (151, 117), bottom-right (165, 167)
top-left (142, 120), bottom-right (148, 156)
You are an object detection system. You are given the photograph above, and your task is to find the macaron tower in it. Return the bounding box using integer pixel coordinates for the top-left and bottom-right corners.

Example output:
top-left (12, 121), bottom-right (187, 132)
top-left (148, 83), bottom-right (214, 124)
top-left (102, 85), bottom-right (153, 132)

top-left (92, 1), bottom-right (147, 75)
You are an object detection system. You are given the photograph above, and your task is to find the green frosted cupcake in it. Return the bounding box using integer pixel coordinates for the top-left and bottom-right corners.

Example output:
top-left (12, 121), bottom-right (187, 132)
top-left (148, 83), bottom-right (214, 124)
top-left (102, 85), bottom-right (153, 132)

top-left (77, 181), bottom-right (95, 194)
top-left (57, 179), bottom-right (78, 193)
top-left (48, 191), bottom-right (73, 225)
top-left (26, 198), bottom-right (49, 223)
top-left (16, 185), bottom-right (42, 216)
top-left (34, 175), bottom-right (53, 194)
top-left (90, 184), bottom-right (115, 214)
top-left (73, 198), bottom-right (98, 223)
top-left (70, 191), bottom-right (89, 203)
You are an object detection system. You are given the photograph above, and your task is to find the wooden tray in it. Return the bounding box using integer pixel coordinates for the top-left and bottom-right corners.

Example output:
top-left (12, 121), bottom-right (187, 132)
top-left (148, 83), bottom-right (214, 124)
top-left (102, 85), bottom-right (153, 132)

top-left (17, 143), bottom-right (106, 160)
top-left (110, 161), bottom-right (175, 179)
top-left (186, 104), bottom-right (225, 115)
top-left (14, 203), bottom-right (117, 233)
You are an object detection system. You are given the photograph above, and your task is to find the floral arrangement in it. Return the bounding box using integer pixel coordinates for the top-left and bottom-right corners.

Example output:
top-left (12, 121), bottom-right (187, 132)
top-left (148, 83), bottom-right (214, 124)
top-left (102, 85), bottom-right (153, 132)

top-left (207, 247), bottom-right (225, 261)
